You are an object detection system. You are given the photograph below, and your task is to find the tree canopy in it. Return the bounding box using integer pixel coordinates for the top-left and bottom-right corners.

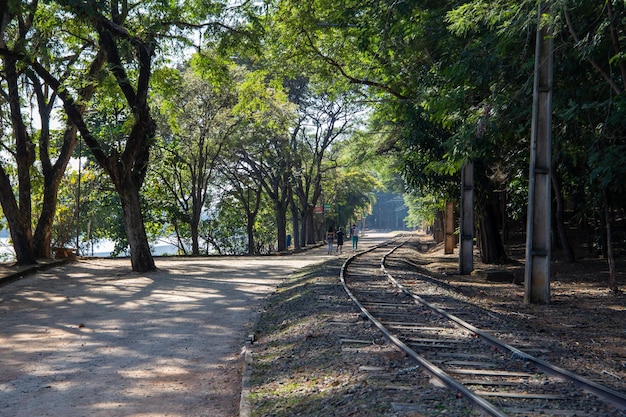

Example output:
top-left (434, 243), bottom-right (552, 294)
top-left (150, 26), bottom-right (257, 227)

top-left (0, 0), bottom-right (624, 294)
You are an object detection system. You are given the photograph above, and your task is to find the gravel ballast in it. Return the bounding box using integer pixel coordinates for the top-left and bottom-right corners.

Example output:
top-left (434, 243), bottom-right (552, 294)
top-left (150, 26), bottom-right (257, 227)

top-left (244, 234), bottom-right (626, 416)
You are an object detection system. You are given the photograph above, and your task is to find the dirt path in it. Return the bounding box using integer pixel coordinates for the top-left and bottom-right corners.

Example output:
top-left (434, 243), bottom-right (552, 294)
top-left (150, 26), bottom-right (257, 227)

top-left (0, 253), bottom-right (333, 417)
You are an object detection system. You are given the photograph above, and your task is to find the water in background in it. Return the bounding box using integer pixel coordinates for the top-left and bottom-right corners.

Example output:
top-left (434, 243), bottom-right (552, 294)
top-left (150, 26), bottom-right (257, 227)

top-left (88, 239), bottom-right (179, 257)
top-left (0, 238), bottom-right (13, 262)
top-left (0, 234), bottom-right (179, 261)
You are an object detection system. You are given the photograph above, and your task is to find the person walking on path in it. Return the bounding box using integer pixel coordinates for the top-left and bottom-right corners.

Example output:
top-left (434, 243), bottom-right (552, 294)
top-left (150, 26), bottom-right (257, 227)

top-left (335, 227), bottom-right (345, 254)
top-left (351, 224), bottom-right (359, 251)
top-left (326, 227), bottom-right (335, 255)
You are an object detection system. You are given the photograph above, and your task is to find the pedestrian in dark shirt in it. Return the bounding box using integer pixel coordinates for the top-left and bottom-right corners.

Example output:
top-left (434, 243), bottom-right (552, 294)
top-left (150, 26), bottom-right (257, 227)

top-left (336, 227), bottom-right (344, 254)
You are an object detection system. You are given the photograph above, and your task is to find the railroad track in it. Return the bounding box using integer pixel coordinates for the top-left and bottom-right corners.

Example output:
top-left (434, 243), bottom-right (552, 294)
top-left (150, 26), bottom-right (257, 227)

top-left (340, 236), bottom-right (626, 416)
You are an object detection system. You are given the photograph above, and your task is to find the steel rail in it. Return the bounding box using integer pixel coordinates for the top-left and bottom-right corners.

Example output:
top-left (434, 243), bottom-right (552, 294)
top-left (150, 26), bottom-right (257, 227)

top-left (380, 246), bottom-right (626, 412)
top-left (340, 238), bottom-right (509, 417)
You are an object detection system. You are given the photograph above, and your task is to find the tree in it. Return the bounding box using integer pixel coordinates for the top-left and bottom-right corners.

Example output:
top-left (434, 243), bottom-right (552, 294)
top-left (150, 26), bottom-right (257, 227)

top-left (287, 80), bottom-right (362, 246)
top-left (0, 0), bottom-right (253, 270)
top-left (218, 155), bottom-right (265, 254)
top-left (55, 155), bottom-right (129, 257)
top-left (232, 70), bottom-right (297, 252)
top-left (152, 63), bottom-right (239, 255)
top-left (24, 0), bottom-right (223, 271)
top-left (322, 167), bottom-right (380, 230)
top-left (449, 0), bottom-right (626, 290)
top-left (265, 0), bottom-right (514, 262)
top-left (0, 1), bottom-right (107, 264)
top-left (559, 0), bottom-right (626, 292)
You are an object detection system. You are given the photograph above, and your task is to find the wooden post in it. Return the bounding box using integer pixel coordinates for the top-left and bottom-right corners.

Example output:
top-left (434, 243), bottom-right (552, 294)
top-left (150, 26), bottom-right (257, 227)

top-left (444, 201), bottom-right (455, 254)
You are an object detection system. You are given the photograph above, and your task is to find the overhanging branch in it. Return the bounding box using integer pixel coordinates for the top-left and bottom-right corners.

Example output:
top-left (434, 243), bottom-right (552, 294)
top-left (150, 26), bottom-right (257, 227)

top-left (302, 31), bottom-right (410, 100)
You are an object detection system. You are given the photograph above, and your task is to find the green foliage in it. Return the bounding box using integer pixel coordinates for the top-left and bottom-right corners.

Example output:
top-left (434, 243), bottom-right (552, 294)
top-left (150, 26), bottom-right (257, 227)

top-left (5, 0), bottom-right (626, 268)
top-left (404, 192), bottom-right (442, 229)
top-left (148, 62), bottom-right (241, 254)
top-left (446, 1), bottom-right (527, 37)
top-left (188, 51), bottom-right (234, 87)
top-left (233, 70), bottom-right (296, 130)
top-left (205, 194), bottom-right (276, 255)
top-left (322, 167), bottom-right (381, 227)
top-left (589, 144), bottom-right (626, 195)
top-left (151, 67), bottom-right (184, 103)
top-left (205, 196), bottom-right (248, 255)
top-left (56, 159), bottom-right (128, 256)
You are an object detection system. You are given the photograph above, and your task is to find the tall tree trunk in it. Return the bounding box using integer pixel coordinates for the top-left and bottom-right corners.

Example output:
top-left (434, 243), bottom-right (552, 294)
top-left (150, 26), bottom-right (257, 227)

top-left (243, 185), bottom-right (262, 255)
top-left (246, 213), bottom-right (256, 255)
top-left (0, 56), bottom-right (36, 265)
top-left (304, 205), bottom-right (315, 245)
top-left (0, 167), bottom-right (35, 264)
top-left (476, 189), bottom-right (507, 264)
top-left (444, 200), bottom-right (455, 254)
top-left (31, 80), bottom-right (57, 258)
top-left (275, 201), bottom-right (288, 252)
top-left (603, 192), bottom-right (619, 293)
top-left (112, 137), bottom-right (156, 272)
top-left (434, 210), bottom-right (444, 244)
top-left (118, 182), bottom-right (155, 272)
top-left (33, 125), bottom-right (81, 258)
top-left (34, 177), bottom-right (60, 258)
top-left (191, 200), bottom-right (201, 255)
top-left (32, 50), bottom-right (105, 258)
top-left (551, 158), bottom-right (576, 262)
top-left (290, 198), bottom-right (301, 251)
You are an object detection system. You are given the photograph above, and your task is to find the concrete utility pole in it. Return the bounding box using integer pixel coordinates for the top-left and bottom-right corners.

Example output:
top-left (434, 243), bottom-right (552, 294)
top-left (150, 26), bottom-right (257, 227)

top-left (524, 1), bottom-right (553, 304)
top-left (459, 161), bottom-right (474, 275)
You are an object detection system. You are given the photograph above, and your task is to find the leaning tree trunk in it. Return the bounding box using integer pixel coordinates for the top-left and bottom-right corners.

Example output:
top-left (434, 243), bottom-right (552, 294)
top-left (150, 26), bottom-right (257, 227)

top-left (32, 50), bottom-right (105, 258)
top-left (118, 183), bottom-right (155, 272)
top-left (0, 168), bottom-right (36, 265)
top-left (33, 178), bottom-right (60, 258)
top-left (0, 56), bottom-right (37, 265)
top-left (34, 127), bottom-right (77, 258)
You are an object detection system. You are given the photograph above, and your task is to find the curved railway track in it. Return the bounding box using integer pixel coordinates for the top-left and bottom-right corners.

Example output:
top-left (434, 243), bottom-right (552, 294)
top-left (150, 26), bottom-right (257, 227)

top-left (340, 235), bottom-right (626, 416)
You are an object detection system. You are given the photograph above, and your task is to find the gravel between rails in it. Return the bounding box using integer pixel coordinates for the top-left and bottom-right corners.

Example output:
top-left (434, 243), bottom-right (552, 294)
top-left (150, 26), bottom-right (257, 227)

top-left (244, 234), bottom-right (626, 417)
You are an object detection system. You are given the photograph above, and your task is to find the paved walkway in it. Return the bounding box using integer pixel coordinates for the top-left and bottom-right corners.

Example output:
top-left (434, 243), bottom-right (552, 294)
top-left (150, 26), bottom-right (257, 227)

top-left (0, 232), bottom-right (394, 417)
